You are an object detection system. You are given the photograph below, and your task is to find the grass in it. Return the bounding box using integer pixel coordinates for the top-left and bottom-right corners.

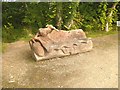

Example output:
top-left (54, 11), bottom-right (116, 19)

top-left (2, 27), bottom-right (36, 43)
top-left (2, 27), bottom-right (36, 53)
top-left (0, 43), bottom-right (2, 53)
top-left (86, 30), bottom-right (118, 38)
top-left (1, 43), bottom-right (8, 53)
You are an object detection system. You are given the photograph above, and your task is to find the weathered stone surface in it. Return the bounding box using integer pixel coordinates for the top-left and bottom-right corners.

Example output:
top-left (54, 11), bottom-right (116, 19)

top-left (29, 25), bottom-right (93, 61)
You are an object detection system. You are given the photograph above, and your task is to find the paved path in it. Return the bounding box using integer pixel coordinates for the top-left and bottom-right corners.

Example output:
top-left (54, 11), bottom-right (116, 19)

top-left (2, 34), bottom-right (118, 88)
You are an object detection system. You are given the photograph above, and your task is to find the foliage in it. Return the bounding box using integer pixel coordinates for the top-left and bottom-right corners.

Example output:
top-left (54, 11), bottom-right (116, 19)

top-left (62, 2), bottom-right (79, 29)
top-left (2, 2), bottom-right (26, 28)
top-left (98, 2), bottom-right (108, 31)
top-left (78, 2), bottom-right (100, 31)
top-left (2, 2), bottom-right (120, 43)
top-left (106, 2), bottom-right (118, 31)
top-left (23, 2), bottom-right (50, 28)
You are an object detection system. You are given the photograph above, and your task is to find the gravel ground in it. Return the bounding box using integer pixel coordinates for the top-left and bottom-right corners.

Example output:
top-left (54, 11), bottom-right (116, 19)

top-left (2, 34), bottom-right (118, 88)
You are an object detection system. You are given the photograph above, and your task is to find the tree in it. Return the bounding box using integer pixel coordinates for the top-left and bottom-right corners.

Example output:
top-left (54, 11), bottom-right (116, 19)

top-left (2, 2), bottom-right (119, 42)
top-left (105, 2), bottom-right (118, 32)
top-left (62, 2), bottom-right (79, 30)
top-left (2, 2), bottom-right (26, 28)
top-left (98, 2), bottom-right (108, 31)
top-left (56, 2), bottom-right (62, 29)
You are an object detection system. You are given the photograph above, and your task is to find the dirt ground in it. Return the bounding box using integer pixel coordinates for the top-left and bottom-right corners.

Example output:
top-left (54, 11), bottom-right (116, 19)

top-left (2, 34), bottom-right (118, 88)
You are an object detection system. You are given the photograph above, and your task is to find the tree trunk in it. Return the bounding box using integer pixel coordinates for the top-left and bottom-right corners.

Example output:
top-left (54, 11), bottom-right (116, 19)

top-left (56, 2), bottom-right (62, 30)
top-left (65, 2), bottom-right (79, 30)
top-left (105, 2), bottom-right (118, 32)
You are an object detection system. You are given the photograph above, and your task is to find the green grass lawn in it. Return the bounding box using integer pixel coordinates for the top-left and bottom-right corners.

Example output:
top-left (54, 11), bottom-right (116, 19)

top-left (86, 30), bottom-right (118, 38)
